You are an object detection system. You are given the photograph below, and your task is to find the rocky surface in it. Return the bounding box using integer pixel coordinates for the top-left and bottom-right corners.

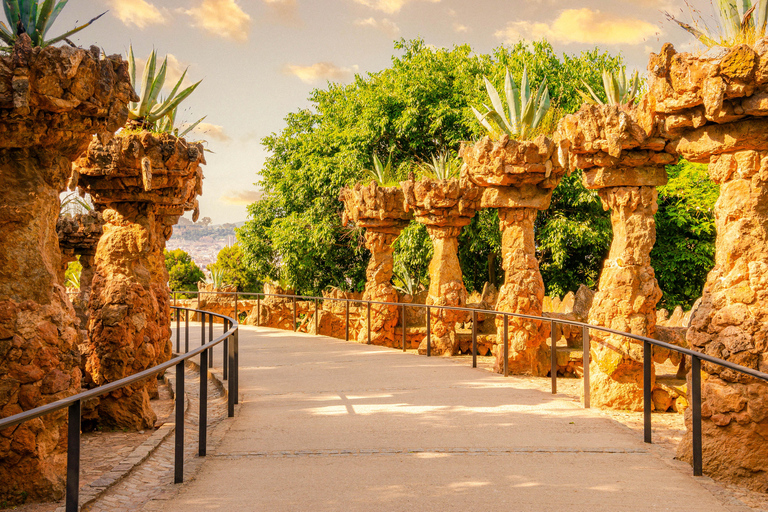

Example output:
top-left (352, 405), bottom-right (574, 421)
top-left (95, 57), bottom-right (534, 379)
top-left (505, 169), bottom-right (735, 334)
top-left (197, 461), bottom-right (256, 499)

top-left (340, 182), bottom-right (412, 347)
top-left (73, 131), bottom-right (204, 429)
top-left (462, 135), bottom-right (566, 375)
top-left (554, 104), bottom-right (675, 411)
top-left (0, 36), bottom-right (135, 505)
top-left (401, 177), bottom-right (481, 355)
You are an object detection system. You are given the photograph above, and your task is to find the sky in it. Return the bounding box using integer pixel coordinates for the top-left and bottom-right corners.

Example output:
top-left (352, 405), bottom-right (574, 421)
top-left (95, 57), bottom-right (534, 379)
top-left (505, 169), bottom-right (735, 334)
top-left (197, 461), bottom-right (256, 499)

top-left (57, 0), bottom-right (710, 224)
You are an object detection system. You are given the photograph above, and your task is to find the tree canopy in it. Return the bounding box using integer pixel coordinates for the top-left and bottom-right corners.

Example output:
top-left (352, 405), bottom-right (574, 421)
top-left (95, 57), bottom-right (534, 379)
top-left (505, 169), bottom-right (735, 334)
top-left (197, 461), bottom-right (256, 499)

top-left (208, 245), bottom-right (262, 293)
top-left (165, 249), bottom-right (204, 294)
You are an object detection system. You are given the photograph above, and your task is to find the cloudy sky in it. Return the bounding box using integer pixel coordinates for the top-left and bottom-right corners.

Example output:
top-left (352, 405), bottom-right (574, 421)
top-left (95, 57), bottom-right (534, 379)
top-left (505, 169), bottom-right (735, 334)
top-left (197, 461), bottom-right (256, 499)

top-left (59, 0), bottom-right (704, 224)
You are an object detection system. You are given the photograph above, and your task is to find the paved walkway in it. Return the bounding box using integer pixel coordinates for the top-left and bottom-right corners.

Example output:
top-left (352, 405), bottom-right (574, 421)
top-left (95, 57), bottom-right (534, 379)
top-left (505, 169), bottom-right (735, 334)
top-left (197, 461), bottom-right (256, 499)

top-left (150, 326), bottom-right (749, 512)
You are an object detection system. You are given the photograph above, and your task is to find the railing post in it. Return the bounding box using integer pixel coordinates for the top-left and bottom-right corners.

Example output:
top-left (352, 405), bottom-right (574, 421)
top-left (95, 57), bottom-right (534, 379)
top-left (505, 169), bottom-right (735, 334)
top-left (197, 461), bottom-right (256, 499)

top-left (257, 294), bottom-right (261, 326)
top-left (201, 312), bottom-right (206, 348)
top-left (234, 291), bottom-right (238, 323)
top-left (293, 296), bottom-right (297, 332)
top-left (583, 326), bottom-right (591, 409)
top-left (65, 400), bottom-right (81, 512)
top-left (644, 339), bottom-right (652, 444)
top-left (223, 319), bottom-right (229, 381)
top-left (197, 291), bottom-right (201, 311)
top-left (199, 347), bottom-right (208, 457)
top-left (551, 320), bottom-right (557, 394)
top-left (315, 298), bottom-right (319, 334)
top-left (345, 300), bottom-right (350, 341)
top-left (367, 302), bottom-right (371, 345)
top-left (472, 310), bottom-right (477, 369)
top-left (228, 328), bottom-right (236, 417)
top-left (185, 309), bottom-right (189, 353)
top-left (234, 327), bottom-right (240, 404)
top-left (174, 361), bottom-right (185, 483)
top-left (402, 303), bottom-right (407, 352)
top-left (426, 306), bottom-right (431, 357)
top-left (692, 355), bottom-right (703, 476)
top-left (175, 306), bottom-right (180, 353)
top-left (208, 315), bottom-right (214, 367)
top-left (503, 314), bottom-right (509, 377)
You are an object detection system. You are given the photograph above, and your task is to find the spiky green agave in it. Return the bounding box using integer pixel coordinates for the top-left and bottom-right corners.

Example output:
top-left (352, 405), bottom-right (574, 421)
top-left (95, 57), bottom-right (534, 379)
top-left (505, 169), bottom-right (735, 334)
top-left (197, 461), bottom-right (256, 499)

top-left (128, 46), bottom-right (203, 133)
top-left (418, 150), bottom-right (460, 181)
top-left (209, 266), bottom-right (225, 289)
top-left (666, 0), bottom-right (768, 47)
top-left (578, 69), bottom-right (640, 107)
top-left (364, 153), bottom-right (397, 186)
top-left (0, 0), bottom-right (105, 49)
top-left (471, 66), bottom-right (551, 141)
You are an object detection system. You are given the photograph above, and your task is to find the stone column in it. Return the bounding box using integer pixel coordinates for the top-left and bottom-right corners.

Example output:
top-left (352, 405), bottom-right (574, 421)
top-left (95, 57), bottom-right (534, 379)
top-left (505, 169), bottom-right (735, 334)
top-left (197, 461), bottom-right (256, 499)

top-left (461, 135), bottom-right (566, 375)
top-left (340, 183), bottom-right (411, 347)
top-left (74, 132), bottom-right (205, 429)
top-left (401, 177), bottom-right (480, 355)
top-left (555, 104), bottom-right (675, 410)
top-left (0, 38), bottom-right (135, 504)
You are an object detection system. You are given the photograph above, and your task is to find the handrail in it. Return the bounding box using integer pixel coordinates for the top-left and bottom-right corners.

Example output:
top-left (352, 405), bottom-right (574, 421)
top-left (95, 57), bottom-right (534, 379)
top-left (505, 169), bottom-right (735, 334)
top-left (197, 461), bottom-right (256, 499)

top-left (0, 306), bottom-right (239, 512)
top-left (174, 288), bottom-right (768, 479)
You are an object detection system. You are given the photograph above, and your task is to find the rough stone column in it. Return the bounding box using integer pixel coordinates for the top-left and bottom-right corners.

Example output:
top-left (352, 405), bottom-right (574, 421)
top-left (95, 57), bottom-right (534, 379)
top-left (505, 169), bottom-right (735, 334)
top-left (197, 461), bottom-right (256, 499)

top-left (0, 37), bottom-right (135, 504)
top-left (74, 132), bottom-right (205, 429)
top-left (401, 177), bottom-right (480, 355)
top-left (461, 135), bottom-right (566, 375)
top-left (340, 182), bottom-right (411, 347)
top-left (643, 39), bottom-right (768, 488)
top-left (555, 104), bottom-right (675, 410)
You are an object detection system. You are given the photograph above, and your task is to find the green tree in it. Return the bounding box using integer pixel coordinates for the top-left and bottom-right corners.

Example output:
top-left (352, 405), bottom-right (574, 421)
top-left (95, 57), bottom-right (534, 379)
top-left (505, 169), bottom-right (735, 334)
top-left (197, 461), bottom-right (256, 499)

top-left (64, 258), bottom-right (83, 289)
top-left (165, 249), bottom-right (204, 294)
top-left (652, 160), bottom-right (718, 309)
top-left (238, 38), bottom-right (626, 295)
top-left (208, 245), bottom-right (262, 293)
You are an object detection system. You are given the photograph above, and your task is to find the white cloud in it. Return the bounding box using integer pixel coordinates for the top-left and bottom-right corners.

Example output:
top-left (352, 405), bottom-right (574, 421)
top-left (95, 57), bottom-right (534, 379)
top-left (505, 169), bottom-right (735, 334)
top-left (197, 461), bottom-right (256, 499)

top-left (186, 0), bottom-right (251, 42)
top-left (453, 22), bottom-right (468, 33)
top-left (283, 62), bottom-right (356, 84)
top-left (109, 0), bottom-right (166, 28)
top-left (262, 0), bottom-right (301, 25)
top-left (353, 0), bottom-right (440, 14)
top-left (190, 123), bottom-right (231, 142)
top-left (495, 8), bottom-right (657, 45)
top-left (355, 17), bottom-right (400, 37)
top-left (220, 190), bottom-right (263, 205)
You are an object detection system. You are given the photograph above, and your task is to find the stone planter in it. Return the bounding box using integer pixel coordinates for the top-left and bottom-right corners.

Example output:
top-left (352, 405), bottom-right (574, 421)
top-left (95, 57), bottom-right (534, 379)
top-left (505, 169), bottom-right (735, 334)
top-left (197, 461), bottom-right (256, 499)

top-left (73, 131), bottom-right (205, 429)
top-left (643, 40), bottom-right (768, 490)
top-left (554, 104), bottom-right (677, 410)
top-left (340, 182), bottom-right (412, 347)
top-left (401, 177), bottom-right (481, 355)
top-left (0, 37), bottom-right (135, 504)
top-left (462, 134), bottom-right (566, 375)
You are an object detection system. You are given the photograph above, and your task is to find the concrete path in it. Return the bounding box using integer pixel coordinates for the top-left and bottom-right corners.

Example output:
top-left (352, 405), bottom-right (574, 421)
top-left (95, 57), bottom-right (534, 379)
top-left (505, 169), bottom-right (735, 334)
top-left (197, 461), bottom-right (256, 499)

top-left (155, 326), bottom-right (745, 512)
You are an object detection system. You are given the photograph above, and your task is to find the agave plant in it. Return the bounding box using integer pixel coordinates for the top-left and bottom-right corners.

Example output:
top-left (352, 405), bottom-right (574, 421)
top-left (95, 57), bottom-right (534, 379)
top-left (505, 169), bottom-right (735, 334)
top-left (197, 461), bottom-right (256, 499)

top-left (208, 266), bottom-right (225, 289)
top-left (364, 152), bottom-right (397, 186)
top-left (666, 0), bottom-right (768, 47)
top-left (393, 264), bottom-right (418, 296)
top-left (127, 46), bottom-right (203, 134)
top-left (578, 70), bottom-right (640, 107)
top-left (59, 192), bottom-right (92, 217)
top-left (156, 106), bottom-right (206, 139)
top-left (0, 0), bottom-right (105, 49)
top-left (418, 150), bottom-right (461, 181)
top-left (472, 66), bottom-right (551, 141)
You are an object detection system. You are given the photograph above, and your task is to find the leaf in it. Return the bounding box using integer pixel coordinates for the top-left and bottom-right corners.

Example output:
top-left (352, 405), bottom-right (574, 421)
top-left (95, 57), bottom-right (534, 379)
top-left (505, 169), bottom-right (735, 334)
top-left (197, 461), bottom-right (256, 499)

top-left (147, 56), bottom-right (168, 112)
top-left (505, 68), bottom-right (521, 135)
top-left (179, 115), bottom-right (207, 138)
top-left (3, 0), bottom-right (20, 29)
top-left (483, 75), bottom-right (513, 134)
top-left (137, 49), bottom-right (157, 118)
top-left (532, 83), bottom-right (550, 130)
top-left (128, 44), bottom-right (137, 97)
top-left (0, 20), bottom-right (13, 44)
top-left (34, 0), bottom-right (55, 44)
top-left (45, 0), bottom-right (67, 33)
top-left (18, 0), bottom-right (29, 32)
top-left (471, 105), bottom-right (497, 136)
top-left (43, 10), bottom-right (106, 46)
top-left (579, 79), bottom-right (603, 104)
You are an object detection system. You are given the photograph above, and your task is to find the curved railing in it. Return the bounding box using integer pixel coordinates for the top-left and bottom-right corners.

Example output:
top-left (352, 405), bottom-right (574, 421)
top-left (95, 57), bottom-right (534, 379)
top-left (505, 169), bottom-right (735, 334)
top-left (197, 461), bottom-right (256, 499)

top-left (175, 289), bottom-right (768, 479)
top-left (0, 306), bottom-right (239, 512)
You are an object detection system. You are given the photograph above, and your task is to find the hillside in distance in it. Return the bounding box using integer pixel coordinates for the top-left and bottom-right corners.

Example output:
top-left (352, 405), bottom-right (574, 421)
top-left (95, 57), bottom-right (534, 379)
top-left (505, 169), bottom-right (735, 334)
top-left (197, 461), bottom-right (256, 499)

top-left (167, 218), bottom-right (245, 269)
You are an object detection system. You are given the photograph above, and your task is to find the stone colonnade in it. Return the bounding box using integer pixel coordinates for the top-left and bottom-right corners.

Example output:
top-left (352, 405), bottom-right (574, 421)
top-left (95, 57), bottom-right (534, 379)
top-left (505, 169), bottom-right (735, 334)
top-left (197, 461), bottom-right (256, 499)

top-left (0, 37), bottom-right (136, 504)
top-left (340, 182), bottom-right (412, 346)
top-left (401, 177), bottom-right (481, 355)
top-left (73, 132), bottom-right (205, 429)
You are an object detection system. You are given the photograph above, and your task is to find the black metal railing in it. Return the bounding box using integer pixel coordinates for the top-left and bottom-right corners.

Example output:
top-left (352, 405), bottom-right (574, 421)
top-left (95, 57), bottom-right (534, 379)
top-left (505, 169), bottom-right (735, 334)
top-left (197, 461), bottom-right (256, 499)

top-left (174, 289), bottom-right (768, 478)
top-left (0, 306), bottom-right (239, 512)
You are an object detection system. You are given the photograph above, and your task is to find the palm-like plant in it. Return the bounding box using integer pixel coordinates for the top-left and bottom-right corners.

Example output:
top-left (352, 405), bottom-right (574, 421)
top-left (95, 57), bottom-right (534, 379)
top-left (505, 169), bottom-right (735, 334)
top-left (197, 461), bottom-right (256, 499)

top-left (127, 46), bottom-right (204, 134)
top-left (0, 0), bottom-right (105, 49)
top-left (393, 264), bottom-right (418, 296)
top-left (208, 266), bottom-right (225, 289)
top-left (578, 70), bottom-right (640, 107)
top-left (60, 192), bottom-right (92, 217)
top-left (472, 66), bottom-right (551, 141)
top-left (666, 0), bottom-right (768, 47)
top-left (364, 153), bottom-right (397, 186)
top-left (418, 150), bottom-right (461, 181)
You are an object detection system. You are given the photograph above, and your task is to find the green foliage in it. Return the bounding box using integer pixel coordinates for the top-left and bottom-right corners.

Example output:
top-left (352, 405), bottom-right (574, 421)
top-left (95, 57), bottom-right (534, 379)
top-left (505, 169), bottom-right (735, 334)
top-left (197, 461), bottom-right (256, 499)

top-left (207, 245), bottom-right (262, 293)
top-left (418, 150), bottom-right (461, 180)
top-left (237, 38), bottom-right (625, 295)
top-left (652, 160), bottom-right (718, 309)
top-left (64, 258), bottom-right (81, 289)
top-left (165, 248), bottom-right (204, 294)
top-left (459, 209), bottom-right (502, 292)
top-left (127, 46), bottom-right (203, 134)
top-left (392, 222), bottom-right (432, 290)
top-left (392, 263), bottom-right (420, 296)
top-left (472, 66), bottom-right (550, 140)
top-left (665, 0), bottom-right (768, 47)
top-left (364, 152), bottom-right (398, 186)
top-left (578, 70), bottom-right (640, 107)
top-left (0, 0), bottom-right (105, 49)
